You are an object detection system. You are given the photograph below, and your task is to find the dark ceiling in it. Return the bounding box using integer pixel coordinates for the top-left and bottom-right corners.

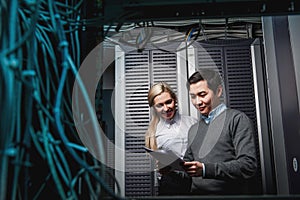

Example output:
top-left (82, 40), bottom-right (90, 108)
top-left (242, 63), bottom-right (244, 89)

top-left (101, 1), bottom-right (299, 41)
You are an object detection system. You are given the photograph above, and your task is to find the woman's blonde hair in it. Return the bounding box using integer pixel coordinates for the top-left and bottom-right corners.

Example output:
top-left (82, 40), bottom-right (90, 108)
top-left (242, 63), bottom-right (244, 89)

top-left (145, 82), bottom-right (177, 150)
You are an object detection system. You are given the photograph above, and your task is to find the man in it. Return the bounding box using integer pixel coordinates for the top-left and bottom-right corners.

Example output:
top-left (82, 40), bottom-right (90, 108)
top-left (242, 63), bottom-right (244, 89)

top-left (183, 69), bottom-right (257, 195)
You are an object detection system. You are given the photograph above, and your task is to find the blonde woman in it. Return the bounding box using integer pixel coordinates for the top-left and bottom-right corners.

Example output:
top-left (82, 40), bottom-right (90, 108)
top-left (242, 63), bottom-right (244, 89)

top-left (145, 82), bottom-right (197, 195)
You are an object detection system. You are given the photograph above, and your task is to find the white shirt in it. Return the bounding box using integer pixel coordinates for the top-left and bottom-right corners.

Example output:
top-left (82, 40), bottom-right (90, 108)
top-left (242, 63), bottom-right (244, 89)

top-left (156, 112), bottom-right (198, 159)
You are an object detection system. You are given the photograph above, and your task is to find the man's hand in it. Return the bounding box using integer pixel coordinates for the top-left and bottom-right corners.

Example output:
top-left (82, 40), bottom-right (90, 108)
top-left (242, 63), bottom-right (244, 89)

top-left (182, 161), bottom-right (203, 177)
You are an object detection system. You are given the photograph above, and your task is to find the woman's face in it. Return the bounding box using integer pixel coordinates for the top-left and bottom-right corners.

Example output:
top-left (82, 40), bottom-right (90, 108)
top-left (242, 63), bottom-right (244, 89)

top-left (153, 92), bottom-right (176, 120)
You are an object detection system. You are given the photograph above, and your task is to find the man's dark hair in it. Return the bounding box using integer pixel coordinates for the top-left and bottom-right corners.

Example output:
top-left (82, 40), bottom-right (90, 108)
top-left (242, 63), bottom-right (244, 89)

top-left (187, 69), bottom-right (222, 93)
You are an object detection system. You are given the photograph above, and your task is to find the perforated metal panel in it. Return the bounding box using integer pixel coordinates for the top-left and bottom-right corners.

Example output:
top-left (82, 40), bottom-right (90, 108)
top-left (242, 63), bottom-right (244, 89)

top-left (124, 51), bottom-right (153, 197)
top-left (225, 46), bottom-right (256, 119)
top-left (152, 50), bottom-right (178, 91)
top-left (119, 49), bottom-right (178, 197)
top-left (196, 39), bottom-right (262, 194)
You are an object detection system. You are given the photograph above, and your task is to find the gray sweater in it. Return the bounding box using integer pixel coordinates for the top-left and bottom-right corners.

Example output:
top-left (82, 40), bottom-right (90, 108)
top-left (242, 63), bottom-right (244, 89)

top-left (184, 108), bottom-right (257, 195)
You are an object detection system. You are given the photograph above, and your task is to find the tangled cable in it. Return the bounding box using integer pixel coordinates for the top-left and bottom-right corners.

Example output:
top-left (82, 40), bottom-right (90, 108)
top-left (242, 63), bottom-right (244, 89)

top-left (0, 0), bottom-right (125, 199)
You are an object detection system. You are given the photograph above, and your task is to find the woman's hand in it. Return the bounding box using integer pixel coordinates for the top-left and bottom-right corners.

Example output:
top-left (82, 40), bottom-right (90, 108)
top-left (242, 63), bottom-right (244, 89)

top-left (182, 161), bottom-right (203, 177)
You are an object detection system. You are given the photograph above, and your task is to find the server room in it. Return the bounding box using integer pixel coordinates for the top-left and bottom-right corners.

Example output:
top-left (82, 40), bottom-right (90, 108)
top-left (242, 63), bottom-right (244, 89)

top-left (1, 0), bottom-right (300, 199)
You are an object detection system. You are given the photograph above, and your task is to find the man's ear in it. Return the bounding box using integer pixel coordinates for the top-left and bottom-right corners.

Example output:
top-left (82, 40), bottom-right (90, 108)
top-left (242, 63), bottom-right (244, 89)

top-left (217, 85), bottom-right (223, 98)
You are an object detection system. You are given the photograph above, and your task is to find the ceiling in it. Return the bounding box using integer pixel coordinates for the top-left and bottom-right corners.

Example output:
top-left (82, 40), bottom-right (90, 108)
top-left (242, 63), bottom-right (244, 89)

top-left (101, 0), bottom-right (299, 42)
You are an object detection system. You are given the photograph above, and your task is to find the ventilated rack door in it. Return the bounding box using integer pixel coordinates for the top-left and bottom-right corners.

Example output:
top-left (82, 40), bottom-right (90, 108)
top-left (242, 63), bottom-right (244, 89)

top-left (195, 39), bottom-right (262, 194)
top-left (224, 46), bottom-right (256, 120)
top-left (119, 49), bottom-right (178, 197)
top-left (123, 51), bottom-right (153, 197)
top-left (152, 50), bottom-right (178, 91)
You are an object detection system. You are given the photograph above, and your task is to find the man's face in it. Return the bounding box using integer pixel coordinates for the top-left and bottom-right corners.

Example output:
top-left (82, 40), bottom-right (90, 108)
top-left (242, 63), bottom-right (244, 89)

top-left (189, 80), bottom-right (221, 116)
top-left (153, 92), bottom-right (176, 120)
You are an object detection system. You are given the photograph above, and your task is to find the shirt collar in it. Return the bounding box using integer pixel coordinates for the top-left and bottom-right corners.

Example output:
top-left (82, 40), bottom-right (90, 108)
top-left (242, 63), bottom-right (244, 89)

top-left (160, 111), bottom-right (180, 129)
top-left (201, 103), bottom-right (227, 124)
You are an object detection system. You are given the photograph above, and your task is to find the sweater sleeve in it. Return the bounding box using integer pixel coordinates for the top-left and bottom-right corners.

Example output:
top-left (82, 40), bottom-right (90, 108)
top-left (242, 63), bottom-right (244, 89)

top-left (205, 112), bottom-right (257, 180)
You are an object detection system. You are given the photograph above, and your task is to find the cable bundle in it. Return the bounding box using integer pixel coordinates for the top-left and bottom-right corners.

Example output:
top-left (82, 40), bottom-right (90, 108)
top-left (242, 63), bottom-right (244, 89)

top-left (0, 0), bottom-right (124, 199)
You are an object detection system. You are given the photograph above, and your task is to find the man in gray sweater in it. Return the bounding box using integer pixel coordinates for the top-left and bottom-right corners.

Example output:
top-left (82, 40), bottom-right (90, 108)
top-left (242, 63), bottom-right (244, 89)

top-left (183, 69), bottom-right (257, 195)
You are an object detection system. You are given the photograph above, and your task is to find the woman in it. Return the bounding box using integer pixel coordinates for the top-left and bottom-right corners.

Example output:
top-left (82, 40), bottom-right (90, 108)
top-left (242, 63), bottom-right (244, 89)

top-left (145, 82), bottom-right (197, 195)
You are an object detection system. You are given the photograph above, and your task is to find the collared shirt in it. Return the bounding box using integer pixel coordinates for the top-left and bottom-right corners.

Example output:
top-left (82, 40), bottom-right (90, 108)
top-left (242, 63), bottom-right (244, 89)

top-left (201, 103), bottom-right (227, 124)
top-left (156, 111), bottom-right (197, 159)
